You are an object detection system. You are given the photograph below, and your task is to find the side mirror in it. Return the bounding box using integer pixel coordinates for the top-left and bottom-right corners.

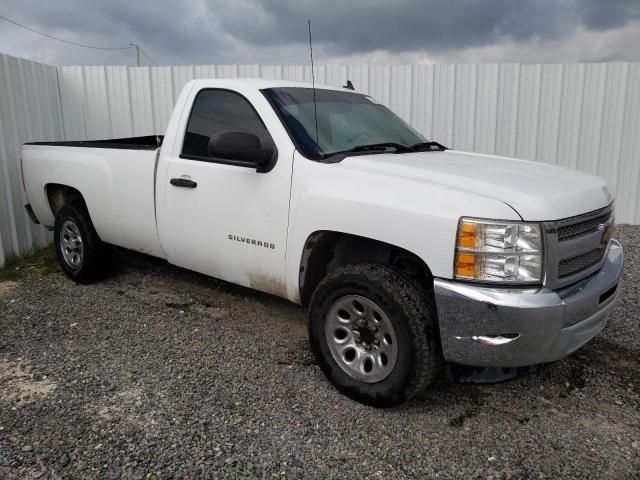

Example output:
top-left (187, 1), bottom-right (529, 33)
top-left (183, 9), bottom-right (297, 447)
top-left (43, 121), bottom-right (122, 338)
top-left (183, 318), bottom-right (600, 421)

top-left (208, 131), bottom-right (274, 171)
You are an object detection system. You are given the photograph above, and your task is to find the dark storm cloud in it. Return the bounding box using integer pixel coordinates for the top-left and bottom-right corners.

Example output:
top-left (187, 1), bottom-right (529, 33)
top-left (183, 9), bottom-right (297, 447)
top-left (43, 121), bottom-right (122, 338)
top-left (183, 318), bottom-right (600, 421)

top-left (0, 0), bottom-right (639, 64)
top-left (209, 0), bottom-right (572, 53)
top-left (206, 0), bottom-right (640, 56)
top-left (578, 0), bottom-right (640, 30)
top-left (0, 0), bottom-right (228, 62)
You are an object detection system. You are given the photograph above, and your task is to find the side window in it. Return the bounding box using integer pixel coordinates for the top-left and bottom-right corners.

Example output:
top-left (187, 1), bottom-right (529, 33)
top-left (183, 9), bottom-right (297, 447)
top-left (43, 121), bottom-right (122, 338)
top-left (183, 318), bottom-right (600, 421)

top-left (181, 89), bottom-right (275, 160)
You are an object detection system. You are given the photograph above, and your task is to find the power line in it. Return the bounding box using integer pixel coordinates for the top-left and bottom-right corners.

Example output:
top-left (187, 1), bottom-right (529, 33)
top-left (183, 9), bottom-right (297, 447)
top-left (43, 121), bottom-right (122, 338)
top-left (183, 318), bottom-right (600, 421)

top-left (139, 47), bottom-right (158, 66)
top-left (0, 14), bottom-right (134, 51)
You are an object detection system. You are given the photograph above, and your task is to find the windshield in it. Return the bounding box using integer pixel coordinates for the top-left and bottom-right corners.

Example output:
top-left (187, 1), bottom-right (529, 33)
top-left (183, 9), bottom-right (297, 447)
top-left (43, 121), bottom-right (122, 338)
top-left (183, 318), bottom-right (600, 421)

top-left (262, 87), bottom-right (427, 159)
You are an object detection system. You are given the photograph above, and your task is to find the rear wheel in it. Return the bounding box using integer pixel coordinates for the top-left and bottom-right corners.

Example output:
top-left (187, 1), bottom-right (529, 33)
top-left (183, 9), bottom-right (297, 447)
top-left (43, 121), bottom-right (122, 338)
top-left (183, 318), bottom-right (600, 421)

top-left (54, 204), bottom-right (112, 284)
top-left (308, 263), bottom-right (439, 407)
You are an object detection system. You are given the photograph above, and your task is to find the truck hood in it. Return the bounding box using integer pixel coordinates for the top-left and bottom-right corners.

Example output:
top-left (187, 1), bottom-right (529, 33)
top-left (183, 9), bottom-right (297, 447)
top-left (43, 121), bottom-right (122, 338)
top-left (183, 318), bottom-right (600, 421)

top-left (340, 150), bottom-right (613, 221)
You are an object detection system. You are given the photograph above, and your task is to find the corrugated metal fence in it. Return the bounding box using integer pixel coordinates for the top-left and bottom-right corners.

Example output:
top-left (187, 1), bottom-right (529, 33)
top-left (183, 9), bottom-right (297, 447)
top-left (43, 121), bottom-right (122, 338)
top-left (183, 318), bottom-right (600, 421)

top-left (1, 55), bottom-right (640, 267)
top-left (0, 54), bottom-right (61, 267)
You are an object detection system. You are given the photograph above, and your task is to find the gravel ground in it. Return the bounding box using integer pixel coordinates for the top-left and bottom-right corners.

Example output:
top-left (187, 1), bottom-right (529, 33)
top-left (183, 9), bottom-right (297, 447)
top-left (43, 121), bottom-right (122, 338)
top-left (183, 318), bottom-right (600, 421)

top-left (1, 226), bottom-right (639, 479)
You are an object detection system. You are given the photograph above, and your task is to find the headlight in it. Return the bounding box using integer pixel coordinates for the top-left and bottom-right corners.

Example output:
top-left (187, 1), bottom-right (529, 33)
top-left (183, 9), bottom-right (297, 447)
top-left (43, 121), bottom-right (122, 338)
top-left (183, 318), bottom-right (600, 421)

top-left (454, 218), bottom-right (543, 283)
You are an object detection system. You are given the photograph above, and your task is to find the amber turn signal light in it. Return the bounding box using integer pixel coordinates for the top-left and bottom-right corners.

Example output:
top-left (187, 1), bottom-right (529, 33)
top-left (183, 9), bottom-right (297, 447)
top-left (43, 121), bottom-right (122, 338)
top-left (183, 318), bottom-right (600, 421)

top-left (457, 222), bottom-right (477, 249)
top-left (455, 253), bottom-right (477, 278)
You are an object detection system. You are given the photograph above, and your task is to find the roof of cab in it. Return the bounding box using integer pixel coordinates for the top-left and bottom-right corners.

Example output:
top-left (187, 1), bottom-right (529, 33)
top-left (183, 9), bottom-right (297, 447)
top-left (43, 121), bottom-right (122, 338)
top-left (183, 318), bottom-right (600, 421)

top-left (187, 77), bottom-right (354, 93)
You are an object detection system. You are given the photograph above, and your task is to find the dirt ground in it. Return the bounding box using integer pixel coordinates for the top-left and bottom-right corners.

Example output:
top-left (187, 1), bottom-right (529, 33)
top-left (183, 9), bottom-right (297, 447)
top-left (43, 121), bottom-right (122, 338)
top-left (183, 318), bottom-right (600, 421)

top-left (1, 227), bottom-right (639, 479)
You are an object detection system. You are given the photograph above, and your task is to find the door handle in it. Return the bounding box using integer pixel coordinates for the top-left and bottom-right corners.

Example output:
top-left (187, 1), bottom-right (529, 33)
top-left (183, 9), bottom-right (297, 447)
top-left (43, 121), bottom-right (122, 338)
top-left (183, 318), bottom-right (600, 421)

top-left (170, 178), bottom-right (197, 188)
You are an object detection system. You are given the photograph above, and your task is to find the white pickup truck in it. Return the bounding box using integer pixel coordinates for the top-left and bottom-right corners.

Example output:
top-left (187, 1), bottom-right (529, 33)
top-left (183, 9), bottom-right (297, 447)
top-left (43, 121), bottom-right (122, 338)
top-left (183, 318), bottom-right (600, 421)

top-left (21, 78), bottom-right (623, 406)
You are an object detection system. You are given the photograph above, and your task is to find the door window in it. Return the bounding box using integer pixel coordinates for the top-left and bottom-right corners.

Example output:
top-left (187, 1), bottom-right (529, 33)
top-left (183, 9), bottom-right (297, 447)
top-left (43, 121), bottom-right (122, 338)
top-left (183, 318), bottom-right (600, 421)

top-left (181, 89), bottom-right (275, 161)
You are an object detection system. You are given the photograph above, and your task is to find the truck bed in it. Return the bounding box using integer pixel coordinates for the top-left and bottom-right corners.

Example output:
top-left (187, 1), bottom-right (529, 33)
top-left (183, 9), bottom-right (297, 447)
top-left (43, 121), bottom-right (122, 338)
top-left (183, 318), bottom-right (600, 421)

top-left (25, 135), bottom-right (164, 150)
top-left (22, 139), bottom-right (164, 258)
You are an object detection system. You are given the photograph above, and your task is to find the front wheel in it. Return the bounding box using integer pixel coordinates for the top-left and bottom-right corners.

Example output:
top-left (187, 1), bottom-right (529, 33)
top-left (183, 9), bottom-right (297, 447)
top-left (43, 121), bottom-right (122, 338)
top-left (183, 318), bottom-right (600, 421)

top-left (308, 263), bottom-right (439, 407)
top-left (54, 204), bottom-right (112, 284)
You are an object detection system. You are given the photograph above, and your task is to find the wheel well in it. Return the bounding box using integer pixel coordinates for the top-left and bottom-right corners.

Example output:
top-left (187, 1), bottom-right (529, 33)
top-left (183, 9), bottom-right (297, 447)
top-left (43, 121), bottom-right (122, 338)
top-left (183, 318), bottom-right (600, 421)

top-left (298, 231), bottom-right (435, 306)
top-left (46, 184), bottom-right (86, 216)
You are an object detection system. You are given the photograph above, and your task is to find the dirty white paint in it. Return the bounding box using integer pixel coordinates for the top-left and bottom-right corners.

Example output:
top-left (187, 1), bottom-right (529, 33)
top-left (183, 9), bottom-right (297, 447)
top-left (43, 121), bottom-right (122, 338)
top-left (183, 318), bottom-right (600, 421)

top-left (1, 54), bottom-right (639, 267)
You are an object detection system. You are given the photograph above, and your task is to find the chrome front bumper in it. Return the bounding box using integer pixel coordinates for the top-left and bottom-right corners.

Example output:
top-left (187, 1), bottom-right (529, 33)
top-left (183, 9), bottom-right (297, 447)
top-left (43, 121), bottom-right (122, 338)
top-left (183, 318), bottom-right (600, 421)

top-left (434, 240), bottom-right (623, 367)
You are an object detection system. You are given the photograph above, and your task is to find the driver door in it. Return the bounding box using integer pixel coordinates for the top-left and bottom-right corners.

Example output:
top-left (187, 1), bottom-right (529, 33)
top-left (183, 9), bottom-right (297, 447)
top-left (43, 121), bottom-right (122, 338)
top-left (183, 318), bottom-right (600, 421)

top-left (157, 87), bottom-right (293, 298)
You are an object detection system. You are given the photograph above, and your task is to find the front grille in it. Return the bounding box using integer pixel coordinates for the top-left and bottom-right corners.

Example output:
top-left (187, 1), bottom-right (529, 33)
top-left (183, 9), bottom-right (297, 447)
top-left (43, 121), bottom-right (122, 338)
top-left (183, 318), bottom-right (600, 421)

top-left (543, 204), bottom-right (614, 288)
top-left (557, 212), bottom-right (611, 241)
top-left (558, 248), bottom-right (606, 278)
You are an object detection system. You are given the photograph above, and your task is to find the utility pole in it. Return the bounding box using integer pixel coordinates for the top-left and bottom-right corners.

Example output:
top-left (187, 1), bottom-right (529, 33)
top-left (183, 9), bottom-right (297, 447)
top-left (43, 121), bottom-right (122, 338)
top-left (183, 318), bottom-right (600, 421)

top-left (129, 43), bottom-right (140, 66)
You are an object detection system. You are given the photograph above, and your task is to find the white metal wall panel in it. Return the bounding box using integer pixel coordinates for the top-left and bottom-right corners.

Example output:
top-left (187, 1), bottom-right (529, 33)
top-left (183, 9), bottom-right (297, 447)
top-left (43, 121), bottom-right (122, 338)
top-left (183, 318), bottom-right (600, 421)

top-left (150, 67), bottom-right (176, 134)
top-left (324, 65), bottom-right (348, 89)
top-left (260, 65), bottom-right (283, 80)
top-left (2, 58), bottom-right (640, 266)
top-left (432, 64), bottom-right (456, 147)
top-left (535, 64), bottom-right (563, 165)
top-left (495, 63), bottom-right (520, 158)
top-left (347, 65), bottom-right (370, 94)
top-left (578, 63), bottom-right (608, 175)
top-left (597, 63), bottom-right (628, 193)
top-left (0, 54), bottom-right (60, 267)
top-left (82, 66), bottom-right (110, 139)
top-left (282, 65), bottom-right (305, 83)
top-left (453, 63), bottom-right (477, 151)
top-left (129, 67), bottom-right (155, 136)
top-left (410, 65), bottom-right (434, 138)
top-left (515, 64), bottom-right (542, 161)
top-left (238, 65), bottom-right (261, 79)
top-left (368, 65), bottom-right (392, 108)
top-left (58, 66), bottom-right (87, 140)
top-left (390, 65), bottom-right (412, 124)
top-left (171, 66), bottom-right (195, 99)
top-left (616, 63), bottom-right (640, 226)
top-left (556, 63), bottom-right (585, 171)
top-left (474, 64), bottom-right (499, 154)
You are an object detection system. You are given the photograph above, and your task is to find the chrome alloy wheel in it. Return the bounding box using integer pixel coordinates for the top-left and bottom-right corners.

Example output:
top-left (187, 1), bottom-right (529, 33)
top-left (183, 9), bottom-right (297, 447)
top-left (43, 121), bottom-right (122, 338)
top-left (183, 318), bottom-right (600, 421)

top-left (325, 295), bottom-right (398, 383)
top-left (59, 219), bottom-right (84, 269)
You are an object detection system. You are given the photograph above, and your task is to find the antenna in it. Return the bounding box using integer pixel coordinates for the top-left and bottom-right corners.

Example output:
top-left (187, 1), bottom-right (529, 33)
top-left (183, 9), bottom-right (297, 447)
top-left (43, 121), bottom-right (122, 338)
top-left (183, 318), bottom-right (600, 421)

top-left (308, 19), bottom-right (319, 146)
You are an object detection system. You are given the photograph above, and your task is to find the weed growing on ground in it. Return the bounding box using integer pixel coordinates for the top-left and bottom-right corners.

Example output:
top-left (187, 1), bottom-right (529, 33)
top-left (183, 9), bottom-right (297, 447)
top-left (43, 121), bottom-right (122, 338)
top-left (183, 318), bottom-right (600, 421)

top-left (0, 245), bottom-right (57, 282)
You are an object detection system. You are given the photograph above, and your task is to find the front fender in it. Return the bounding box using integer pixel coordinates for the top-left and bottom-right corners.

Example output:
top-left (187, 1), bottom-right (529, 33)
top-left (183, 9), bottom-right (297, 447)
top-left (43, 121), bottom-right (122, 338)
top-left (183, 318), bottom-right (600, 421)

top-left (285, 154), bottom-right (519, 302)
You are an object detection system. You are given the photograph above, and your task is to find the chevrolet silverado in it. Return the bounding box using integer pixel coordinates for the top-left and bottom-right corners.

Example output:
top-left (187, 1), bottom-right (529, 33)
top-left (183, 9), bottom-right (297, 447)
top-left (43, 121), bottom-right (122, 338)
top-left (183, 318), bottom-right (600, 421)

top-left (21, 79), bottom-right (623, 406)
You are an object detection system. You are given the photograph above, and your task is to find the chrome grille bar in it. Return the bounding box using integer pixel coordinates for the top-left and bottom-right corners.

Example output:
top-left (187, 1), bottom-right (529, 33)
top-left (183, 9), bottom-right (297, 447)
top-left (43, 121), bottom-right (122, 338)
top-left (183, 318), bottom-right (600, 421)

top-left (543, 204), bottom-right (614, 289)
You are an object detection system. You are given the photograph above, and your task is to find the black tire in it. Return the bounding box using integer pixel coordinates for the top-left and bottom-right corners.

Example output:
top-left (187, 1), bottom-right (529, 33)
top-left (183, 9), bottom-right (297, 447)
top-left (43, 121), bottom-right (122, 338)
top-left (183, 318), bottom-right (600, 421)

top-left (54, 204), bottom-right (112, 284)
top-left (308, 262), bottom-right (440, 407)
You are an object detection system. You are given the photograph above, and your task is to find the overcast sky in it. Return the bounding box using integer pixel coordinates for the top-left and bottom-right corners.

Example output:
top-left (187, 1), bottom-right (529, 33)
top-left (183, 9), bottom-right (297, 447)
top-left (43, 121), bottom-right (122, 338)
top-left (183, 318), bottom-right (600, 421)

top-left (1, 0), bottom-right (639, 66)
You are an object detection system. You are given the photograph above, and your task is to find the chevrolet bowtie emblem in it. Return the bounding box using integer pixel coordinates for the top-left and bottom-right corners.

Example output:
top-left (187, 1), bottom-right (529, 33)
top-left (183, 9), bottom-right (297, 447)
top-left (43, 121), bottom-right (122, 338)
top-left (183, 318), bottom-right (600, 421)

top-left (598, 223), bottom-right (614, 248)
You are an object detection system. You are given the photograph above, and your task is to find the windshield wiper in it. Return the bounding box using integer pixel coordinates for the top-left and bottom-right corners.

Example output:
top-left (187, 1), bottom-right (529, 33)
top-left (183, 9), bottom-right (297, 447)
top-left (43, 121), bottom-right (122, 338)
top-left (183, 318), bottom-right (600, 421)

top-left (323, 142), bottom-right (414, 159)
top-left (411, 141), bottom-right (448, 151)
top-left (351, 142), bottom-right (414, 153)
